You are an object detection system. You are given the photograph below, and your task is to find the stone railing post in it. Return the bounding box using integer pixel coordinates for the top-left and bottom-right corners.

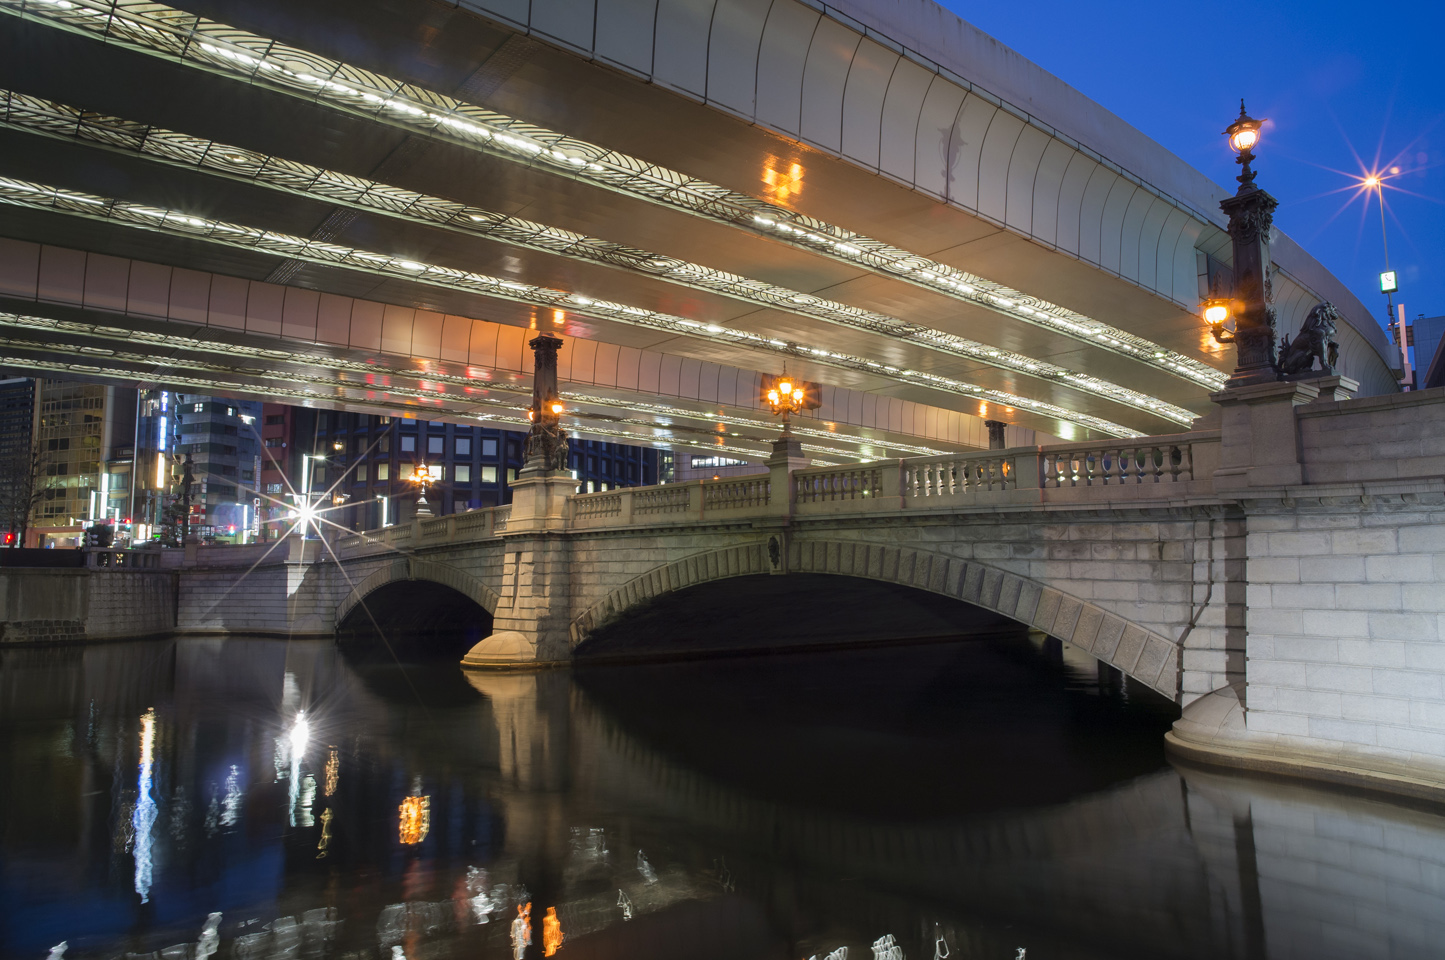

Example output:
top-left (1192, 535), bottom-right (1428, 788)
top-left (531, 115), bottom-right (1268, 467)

top-left (619, 487), bottom-right (634, 526)
top-left (765, 431), bottom-right (809, 519)
top-left (1211, 380), bottom-right (1318, 492)
top-left (877, 459), bottom-right (905, 509)
top-left (1012, 449), bottom-right (1043, 492)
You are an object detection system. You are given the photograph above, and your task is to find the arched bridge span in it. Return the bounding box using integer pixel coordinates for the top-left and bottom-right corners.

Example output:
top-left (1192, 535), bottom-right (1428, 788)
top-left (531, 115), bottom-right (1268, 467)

top-left (570, 539), bottom-right (1183, 699)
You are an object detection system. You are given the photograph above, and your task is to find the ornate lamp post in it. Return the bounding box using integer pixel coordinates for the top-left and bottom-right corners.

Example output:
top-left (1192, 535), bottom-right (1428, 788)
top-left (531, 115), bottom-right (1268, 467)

top-left (1207, 100), bottom-right (1280, 387)
top-left (761, 368), bottom-right (816, 474)
top-left (410, 460), bottom-right (437, 518)
top-left (522, 332), bottom-right (569, 473)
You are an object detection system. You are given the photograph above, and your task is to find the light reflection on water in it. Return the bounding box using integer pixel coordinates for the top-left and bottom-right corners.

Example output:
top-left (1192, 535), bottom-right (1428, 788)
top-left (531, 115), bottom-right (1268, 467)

top-left (0, 636), bottom-right (1443, 959)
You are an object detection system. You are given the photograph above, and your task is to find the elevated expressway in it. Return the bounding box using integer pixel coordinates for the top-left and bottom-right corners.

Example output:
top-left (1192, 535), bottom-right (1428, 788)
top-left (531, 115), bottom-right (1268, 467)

top-left (0, 0), bottom-right (1396, 462)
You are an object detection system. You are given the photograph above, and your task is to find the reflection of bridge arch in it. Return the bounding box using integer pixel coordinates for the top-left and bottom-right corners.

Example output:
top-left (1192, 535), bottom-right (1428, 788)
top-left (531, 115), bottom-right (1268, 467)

top-left (335, 557), bottom-right (498, 628)
top-left (569, 538), bottom-right (1181, 699)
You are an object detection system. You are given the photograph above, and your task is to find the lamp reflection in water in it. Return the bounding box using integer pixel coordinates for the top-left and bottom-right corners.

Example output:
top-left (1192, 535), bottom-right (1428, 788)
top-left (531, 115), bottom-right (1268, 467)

top-left (324, 747), bottom-right (339, 796)
top-left (220, 764), bottom-right (242, 828)
top-left (510, 903), bottom-right (532, 960)
top-left (542, 907), bottom-right (563, 956)
top-left (398, 792), bottom-right (430, 845)
top-left (316, 807), bottom-right (334, 859)
top-left (133, 707), bottom-right (158, 904)
top-left (616, 889), bottom-right (632, 921)
top-left (872, 935), bottom-right (904, 960)
top-left (286, 711), bottom-right (316, 827)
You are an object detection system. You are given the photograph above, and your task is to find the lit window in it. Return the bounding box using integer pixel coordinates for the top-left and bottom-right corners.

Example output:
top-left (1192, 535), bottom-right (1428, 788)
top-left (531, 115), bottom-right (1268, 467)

top-left (376, 463), bottom-right (389, 481)
top-left (400, 463), bottom-right (415, 479)
top-left (454, 464), bottom-right (471, 482)
top-left (354, 464), bottom-right (367, 483)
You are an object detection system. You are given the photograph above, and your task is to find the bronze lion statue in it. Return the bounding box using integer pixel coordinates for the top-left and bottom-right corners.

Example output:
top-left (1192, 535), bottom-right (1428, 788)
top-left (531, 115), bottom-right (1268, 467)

top-left (1278, 301), bottom-right (1341, 377)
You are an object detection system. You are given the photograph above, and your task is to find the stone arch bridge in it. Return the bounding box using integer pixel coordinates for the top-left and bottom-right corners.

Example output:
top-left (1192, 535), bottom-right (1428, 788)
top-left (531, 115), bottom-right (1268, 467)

top-left (163, 381), bottom-right (1445, 800)
top-left (181, 432), bottom-right (1231, 702)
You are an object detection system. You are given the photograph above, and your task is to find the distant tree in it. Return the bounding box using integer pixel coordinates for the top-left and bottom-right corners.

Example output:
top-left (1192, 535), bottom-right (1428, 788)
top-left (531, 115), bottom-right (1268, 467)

top-left (0, 441), bottom-right (50, 546)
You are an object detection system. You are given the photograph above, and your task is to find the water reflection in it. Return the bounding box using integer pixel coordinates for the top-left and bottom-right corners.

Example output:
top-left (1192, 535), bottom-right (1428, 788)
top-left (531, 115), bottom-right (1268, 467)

top-left (1, 637), bottom-right (1445, 959)
top-left (133, 707), bottom-right (157, 904)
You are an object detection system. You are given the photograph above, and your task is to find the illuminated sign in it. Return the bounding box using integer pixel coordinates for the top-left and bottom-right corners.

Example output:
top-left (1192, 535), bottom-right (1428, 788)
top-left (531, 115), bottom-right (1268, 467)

top-left (1380, 271), bottom-right (1398, 294)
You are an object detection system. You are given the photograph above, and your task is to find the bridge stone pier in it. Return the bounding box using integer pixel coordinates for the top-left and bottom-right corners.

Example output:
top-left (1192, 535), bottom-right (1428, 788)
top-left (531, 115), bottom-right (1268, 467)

top-left (150, 380), bottom-right (1445, 800)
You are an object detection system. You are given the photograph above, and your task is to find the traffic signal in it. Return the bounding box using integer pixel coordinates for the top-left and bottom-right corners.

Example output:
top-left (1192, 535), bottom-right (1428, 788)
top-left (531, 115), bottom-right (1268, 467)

top-left (2, 531), bottom-right (14, 546)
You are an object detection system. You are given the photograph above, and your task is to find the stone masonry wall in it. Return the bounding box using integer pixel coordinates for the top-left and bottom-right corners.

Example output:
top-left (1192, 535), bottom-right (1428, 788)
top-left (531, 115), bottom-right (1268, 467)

top-left (1242, 493), bottom-right (1445, 771)
top-left (0, 569), bottom-right (174, 642)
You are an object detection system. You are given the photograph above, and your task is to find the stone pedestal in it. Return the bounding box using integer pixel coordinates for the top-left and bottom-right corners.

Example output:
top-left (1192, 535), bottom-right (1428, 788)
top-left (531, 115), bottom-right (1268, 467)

top-left (1304, 374), bottom-right (1360, 404)
top-left (504, 467), bottom-right (578, 533)
top-left (765, 431), bottom-right (809, 519)
top-left (1210, 380), bottom-right (1318, 492)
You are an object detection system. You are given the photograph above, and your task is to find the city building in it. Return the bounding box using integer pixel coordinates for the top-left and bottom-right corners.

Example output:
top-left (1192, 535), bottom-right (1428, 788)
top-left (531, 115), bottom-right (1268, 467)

top-left (258, 406), bottom-right (661, 535)
top-left (29, 380), bottom-right (136, 548)
top-left (0, 377), bottom-right (36, 544)
top-left (133, 390), bottom-right (263, 542)
top-left (1412, 314), bottom-right (1445, 389)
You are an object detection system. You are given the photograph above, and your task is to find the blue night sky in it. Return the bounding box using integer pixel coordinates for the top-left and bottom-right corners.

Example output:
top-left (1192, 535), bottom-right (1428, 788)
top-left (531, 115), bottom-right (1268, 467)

top-left (944, 0), bottom-right (1445, 342)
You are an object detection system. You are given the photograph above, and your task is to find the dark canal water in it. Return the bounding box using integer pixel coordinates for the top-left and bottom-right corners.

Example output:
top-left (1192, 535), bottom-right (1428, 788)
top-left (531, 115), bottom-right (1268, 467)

top-left (3, 634), bottom-right (1445, 959)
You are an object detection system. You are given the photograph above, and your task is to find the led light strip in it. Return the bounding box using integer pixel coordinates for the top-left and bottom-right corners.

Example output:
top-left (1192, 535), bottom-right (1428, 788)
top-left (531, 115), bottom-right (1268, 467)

top-left (0, 0), bottom-right (1227, 393)
top-left (0, 175), bottom-right (1146, 437)
top-left (0, 310), bottom-right (940, 459)
top-left (565, 394), bottom-right (950, 458)
top-left (0, 91), bottom-right (1196, 427)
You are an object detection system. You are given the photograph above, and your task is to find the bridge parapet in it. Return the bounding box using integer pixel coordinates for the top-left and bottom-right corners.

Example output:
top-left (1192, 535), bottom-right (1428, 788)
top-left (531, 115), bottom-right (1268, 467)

top-left (564, 432), bottom-right (1223, 531)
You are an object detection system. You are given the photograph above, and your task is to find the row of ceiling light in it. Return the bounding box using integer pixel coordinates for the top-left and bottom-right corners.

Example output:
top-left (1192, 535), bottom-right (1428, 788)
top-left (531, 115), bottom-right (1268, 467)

top-left (0, 89), bottom-right (1197, 427)
top-left (0, 175), bottom-right (1148, 438)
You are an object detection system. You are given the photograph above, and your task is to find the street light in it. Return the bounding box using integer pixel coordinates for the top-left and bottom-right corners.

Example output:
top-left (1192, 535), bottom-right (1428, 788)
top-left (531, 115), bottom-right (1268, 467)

top-left (1362, 174), bottom-right (1407, 384)
top-left (765, 375), bottom-right (806, 427)
top-left (1208, 99), bottom-right (1280, 387)
top-left (1202, 296), bottom-right (1233, 340)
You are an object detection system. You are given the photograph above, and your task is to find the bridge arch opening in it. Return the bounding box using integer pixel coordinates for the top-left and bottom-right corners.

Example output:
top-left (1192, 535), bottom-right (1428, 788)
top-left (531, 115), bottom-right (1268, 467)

top-left (574, 573), bottom-right (1020, 660)
top-left (337, 580), bottom-right (492, 661)
top-left (573, 575), bottom-right (1180, 816)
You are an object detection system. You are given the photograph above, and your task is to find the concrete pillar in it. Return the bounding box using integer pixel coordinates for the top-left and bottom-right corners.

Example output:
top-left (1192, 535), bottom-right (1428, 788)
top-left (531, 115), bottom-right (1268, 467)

top-left (461, 532), bottom-right (572, 668)
top-left (461, 469), bottom-right (577, 669)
